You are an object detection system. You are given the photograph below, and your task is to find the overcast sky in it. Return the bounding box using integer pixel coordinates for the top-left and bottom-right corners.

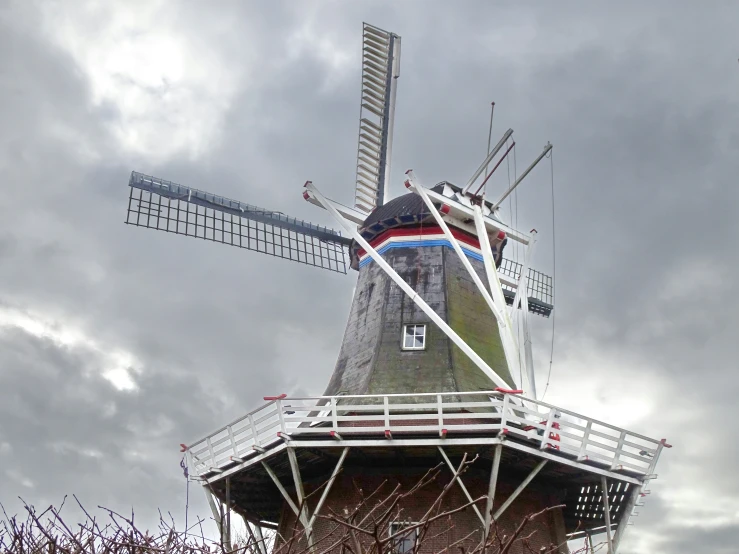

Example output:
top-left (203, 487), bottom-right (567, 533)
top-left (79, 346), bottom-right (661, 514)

top-left (1, 1), bottom-right (738, 552)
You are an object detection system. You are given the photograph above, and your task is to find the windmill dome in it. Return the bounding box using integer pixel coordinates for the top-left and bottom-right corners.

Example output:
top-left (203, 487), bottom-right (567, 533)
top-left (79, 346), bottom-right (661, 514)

top-left (359, 182), bottom-right (446, 234)
top-left (349, 183), bottom-right (450, 269)
top-left (350, 181), bottom-right (508, 270)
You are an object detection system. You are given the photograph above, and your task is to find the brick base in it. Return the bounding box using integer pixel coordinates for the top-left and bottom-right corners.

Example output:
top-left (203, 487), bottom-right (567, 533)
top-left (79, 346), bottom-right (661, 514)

top-left (275, 466), bottom-right (569, 554)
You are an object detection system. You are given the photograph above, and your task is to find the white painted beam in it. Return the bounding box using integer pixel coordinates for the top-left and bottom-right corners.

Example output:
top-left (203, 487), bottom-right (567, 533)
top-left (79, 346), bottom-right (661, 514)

top-left (303, 189), bottom-right (366, 225)
top-left (305, 181), bottom-right (512, 390)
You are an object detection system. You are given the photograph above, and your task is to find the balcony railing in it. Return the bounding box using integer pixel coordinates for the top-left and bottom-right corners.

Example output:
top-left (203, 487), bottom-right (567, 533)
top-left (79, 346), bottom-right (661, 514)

top-left (184, 390), bottom-right (668, 480)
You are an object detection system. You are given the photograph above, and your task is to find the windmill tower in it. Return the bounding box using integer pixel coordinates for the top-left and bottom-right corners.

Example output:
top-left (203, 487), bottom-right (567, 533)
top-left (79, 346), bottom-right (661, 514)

top-left (125, 23), bottom-right (670, 554)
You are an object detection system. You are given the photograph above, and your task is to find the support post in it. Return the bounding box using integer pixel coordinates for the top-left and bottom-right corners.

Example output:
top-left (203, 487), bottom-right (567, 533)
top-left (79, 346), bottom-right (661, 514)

top-left (493, 460), bottom-right (547, 520)
top-left (261, 462), bottom-right (300, 517)
top-left (308, 447), bottom-right (350, 529)
top-left (262, 460), bottom-right (315, 551)
top-left (484, 444), bottom-right (503, 539)
top-left (437, 447), bottom-right (486, 526)
top-left (286, 447), bottom-right (315, 549)
top-left (225, 477), bottom-right (231, 551)
top-left (305, 181), bottom-right (511, 389)
top-left (612, 483), bottom-right (641, 553)
top-left (601, 476), bottom-right (614, 554)
top-left (203, 486), bottom-right (224, 544)
top-left (252, 524), bottom-right (268, 554)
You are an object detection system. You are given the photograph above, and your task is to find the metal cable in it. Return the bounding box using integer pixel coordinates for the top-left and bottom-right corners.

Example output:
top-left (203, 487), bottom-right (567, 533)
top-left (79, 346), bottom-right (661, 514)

top-left (541, 148), bottom-right (556, 400)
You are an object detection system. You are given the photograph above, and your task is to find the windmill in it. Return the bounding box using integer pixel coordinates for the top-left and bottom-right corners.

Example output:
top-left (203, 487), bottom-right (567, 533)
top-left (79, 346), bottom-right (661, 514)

top-left (125, 23), bottom-right (669, 554)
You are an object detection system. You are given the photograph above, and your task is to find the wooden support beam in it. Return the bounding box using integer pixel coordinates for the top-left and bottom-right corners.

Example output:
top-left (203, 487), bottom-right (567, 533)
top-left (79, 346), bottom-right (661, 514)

top-left (308, 447), bottom-right (350, 529)
top-left (493, 460), bottom-right (547, 520)
top-left (484, 444), bottom-right (503, 538)
top-left (438, 447), bottom-right (486, 527)
top-left (601, 476), bottom-right (614, 554)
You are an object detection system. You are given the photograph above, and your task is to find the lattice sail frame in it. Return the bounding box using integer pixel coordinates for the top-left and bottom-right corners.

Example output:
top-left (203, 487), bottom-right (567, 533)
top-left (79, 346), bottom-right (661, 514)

top-left (498, 258), bottom-right (554, 317)
top-left (353, 23), bottom-right (401, 213)
top-left (126, 172), bottom-right (350, 274)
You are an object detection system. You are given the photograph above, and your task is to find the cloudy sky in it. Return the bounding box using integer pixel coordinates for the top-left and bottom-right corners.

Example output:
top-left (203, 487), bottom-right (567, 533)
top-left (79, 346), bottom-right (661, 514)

top-left (1, 1), bottom-right (738, 552)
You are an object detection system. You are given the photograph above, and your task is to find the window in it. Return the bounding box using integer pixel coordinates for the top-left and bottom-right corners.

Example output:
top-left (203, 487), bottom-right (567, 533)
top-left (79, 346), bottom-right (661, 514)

top-left (402, 324), bottom-right (426, 350)
top-left (389, 522), bottom-right (418, 553)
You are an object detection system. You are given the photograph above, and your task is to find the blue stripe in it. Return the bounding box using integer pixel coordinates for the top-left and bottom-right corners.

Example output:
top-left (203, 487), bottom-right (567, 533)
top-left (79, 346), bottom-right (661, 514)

top-left (358, 240), bottom-right (485, 268)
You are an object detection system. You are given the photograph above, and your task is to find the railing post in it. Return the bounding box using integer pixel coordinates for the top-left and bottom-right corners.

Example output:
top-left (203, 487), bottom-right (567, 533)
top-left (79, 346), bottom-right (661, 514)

top-left (249, 413), bottom-right (260, 448)
top-left (275, 398), bottom-right (287, 434)
top-left (437, 394), bottom-right (444, 434)
top-left (331, 396), bottom-right (338, 432)
top-left (498, 393), bottom-right (509, 436)
top-left (384, 396), bottom-right (390, 430)
top-left (206, 437), bottom-right (216, 467)
top-left (646, 439), bottom-right (671, 476)
top-left (610, 430), bottom-right (627, 470)
top-left (578, 421), bottom-right (592, 461)
top-left (539, 407), bottom-right (556, 450)
top-left (228, 425), bottom-right (238, 457)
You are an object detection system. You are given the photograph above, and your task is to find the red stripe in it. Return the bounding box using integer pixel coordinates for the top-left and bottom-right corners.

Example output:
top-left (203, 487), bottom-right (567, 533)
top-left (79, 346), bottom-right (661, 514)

top-left (357, 225), bottom-right (481, 257)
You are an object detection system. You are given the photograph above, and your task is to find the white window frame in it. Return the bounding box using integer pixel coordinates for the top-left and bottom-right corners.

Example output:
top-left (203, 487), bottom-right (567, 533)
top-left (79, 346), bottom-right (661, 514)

top-left (389, 521), bottom-right (419, 554)
top-left (401, 323), bottom-right (427, 351)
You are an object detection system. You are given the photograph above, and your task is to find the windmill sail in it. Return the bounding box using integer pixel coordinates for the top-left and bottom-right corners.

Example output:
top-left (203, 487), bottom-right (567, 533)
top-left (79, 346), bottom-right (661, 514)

top-left (497, 258), bottom-right (554, 317)
top-left (353, 23), bottom-right (401, 213)
top-left (126, 171), bottom-right (350, 273)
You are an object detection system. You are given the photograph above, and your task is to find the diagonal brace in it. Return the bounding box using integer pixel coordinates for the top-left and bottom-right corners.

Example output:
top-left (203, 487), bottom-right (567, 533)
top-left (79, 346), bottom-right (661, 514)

top-left (438, 447), bottom-right (486, 527)
top-left (493, 460), bottom-right (547, 520)
top-left (261, 461), bottom-right (301, 518)
top-left (308, 447), bottom-right (350, 528)
top-left (305, 181), bottom-right (510, 390)
top-left (262, 459), bottom-right (315, 551)
top-left (406, 172), bottom-right (521, 386)
top-left (484, 444), bottom-right (503, 538)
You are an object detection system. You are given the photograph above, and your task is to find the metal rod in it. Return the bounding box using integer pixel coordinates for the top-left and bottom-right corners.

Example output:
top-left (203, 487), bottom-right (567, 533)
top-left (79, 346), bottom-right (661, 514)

top-left (491, 142), bottom-right (552, 210)
top-left (420, 186), bottom-right (531, 246)
top-left (437, 447), bottom-right (486, 526)
top-left (493, 459), bottom-right (547, 520)
top-left (484, 444), bottom-right (503, 538)
top-left (308, 447), bottom-right (350, 528)
top-left (601, 476), bottom-right (614, 554)
top-left (305, 181), bottom-right (511, 389)
top-left (484, 102), bottom-right (495, 177)
top-left (463, 129), bottom-right (514, 195)
top-left (474, 140), bottom-right (515, 197)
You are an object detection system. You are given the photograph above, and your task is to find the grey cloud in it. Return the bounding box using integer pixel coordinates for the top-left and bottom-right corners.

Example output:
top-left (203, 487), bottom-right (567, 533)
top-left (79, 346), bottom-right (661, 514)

top-left (1, 1), bottom-right (738, 552)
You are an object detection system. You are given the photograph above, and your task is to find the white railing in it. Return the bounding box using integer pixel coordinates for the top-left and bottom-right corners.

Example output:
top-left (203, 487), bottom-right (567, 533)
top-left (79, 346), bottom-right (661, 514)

top-left (184, 390), bottom-right (668, 480)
